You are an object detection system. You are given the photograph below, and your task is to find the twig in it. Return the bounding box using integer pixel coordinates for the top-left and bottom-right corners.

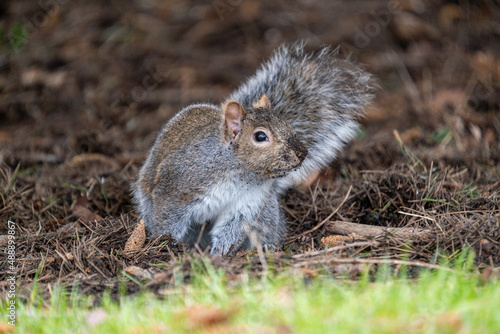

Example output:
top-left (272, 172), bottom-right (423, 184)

top-left (292, 241), bottom-right (377, 259)
top-left (325, 221), bottom-right (432, 239)
top-left (397, 211), bottom-right (435, 221)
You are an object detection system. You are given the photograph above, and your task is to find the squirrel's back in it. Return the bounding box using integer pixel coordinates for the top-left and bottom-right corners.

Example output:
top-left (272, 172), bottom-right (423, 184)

top-left (134, 104), bottom-right (226, 227)
top-left (230, 43), bottom-right (374, 191)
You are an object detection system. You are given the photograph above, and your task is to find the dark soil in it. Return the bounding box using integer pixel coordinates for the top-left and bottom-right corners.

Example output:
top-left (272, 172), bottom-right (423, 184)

top-left (1, 0), bottom-right (499, 301)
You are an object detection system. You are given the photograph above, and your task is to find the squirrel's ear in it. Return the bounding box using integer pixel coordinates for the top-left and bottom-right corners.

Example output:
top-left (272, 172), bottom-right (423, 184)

top-left (223, 100), bottom-right (246, 140)
top-left (252, 94), bottom-right (271, 109)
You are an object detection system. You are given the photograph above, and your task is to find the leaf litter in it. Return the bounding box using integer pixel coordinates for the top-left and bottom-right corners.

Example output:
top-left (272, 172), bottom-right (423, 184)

top-left (0, 0), bottom-right (498, 302)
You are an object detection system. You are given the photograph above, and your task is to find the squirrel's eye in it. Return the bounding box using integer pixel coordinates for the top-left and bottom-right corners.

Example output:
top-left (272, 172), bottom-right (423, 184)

top-left (254, 131), bottom-right (268, 142)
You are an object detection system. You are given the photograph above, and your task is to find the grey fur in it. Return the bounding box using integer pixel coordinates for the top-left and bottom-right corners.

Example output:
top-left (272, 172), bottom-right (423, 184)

top-left (133, 43), bottom-right (373, 255)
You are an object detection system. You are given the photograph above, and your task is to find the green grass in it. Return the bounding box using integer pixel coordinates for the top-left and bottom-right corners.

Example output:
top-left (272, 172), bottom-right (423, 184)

top-left (3, 255), bottom-right (500, 334)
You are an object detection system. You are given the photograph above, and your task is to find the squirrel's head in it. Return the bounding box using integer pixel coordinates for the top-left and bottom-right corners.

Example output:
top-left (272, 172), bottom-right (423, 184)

top-left (222, 95), bottom-right (308, 178)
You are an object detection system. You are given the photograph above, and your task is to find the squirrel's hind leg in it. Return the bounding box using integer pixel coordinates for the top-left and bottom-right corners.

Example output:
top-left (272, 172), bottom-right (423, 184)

top-left (249, 192), bottom-right (286, 250)
top-left (234, 193), bottom-right (286, 253)
top-left (148, 202), bottom-right (199, 243)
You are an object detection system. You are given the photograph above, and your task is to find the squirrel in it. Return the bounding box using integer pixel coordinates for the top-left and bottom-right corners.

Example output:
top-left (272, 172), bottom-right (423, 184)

top-left (132, 43), bottom-right (373, 255)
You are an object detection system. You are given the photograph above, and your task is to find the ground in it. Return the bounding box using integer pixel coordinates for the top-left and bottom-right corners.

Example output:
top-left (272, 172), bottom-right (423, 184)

top-left (0, 0), bottom-right (499, 302)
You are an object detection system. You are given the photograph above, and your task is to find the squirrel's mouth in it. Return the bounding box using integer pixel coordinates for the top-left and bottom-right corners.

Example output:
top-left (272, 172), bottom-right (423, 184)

top-left (266, 168), bottom-right (294, 179)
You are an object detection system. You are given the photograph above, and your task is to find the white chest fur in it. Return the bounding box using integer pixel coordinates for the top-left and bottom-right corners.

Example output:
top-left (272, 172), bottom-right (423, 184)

top-left (187, 175), bottom-right (272, 229)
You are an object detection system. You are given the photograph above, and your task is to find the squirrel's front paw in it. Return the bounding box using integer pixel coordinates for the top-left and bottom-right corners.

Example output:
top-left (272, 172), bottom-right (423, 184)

top-left (209, 245), bottom-right (227, 256)
top-left (210, 238), bottom-right (240, 256)
top-left (209, 243), bottom-right (232, 256)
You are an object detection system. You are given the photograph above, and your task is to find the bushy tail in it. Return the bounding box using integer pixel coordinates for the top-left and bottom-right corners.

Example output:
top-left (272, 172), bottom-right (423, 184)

top-left (230, 43), bottom-right (374, 192)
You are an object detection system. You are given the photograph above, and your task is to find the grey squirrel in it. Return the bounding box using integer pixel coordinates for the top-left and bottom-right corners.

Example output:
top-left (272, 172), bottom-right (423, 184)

top-left (133, 43), bottom-right (373, 255)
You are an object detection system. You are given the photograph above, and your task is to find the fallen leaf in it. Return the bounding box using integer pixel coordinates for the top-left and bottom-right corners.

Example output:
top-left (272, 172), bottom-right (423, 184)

top-left (471, 51), bottom-right (500, 80)
top-left (347, 233), bottom-right (364, 240)
top-left (124, 219), bottom-right (146, 253)
top-left (71, 195), bottom-right (103, 222)
top-left (184, 305), bottom-right (232, 328)
top-left (331, 263), bottom-right (363, 276)
top-left (68, 153), bottom-right (120, 172)
top-left (427, 88), bottom-right (466, 115)
top-left (321, 235), bottom-right (350, 248)
top-left (124, 265), bottom-right (153, 280)
top-left (481, 266), bottom-right (500, 281)
top-left (300, 268), bottom-right (317, 280)
top-left (400, 127), bottom-right (423, 143)
top-left (439, 4), bottom-right (461, 29)
top-left (0, 131), bottom-right (11, 143)
top-left (0, 322), bottom-right (15, 333)
top-left (86, 308), bottom-right (107, 327)
top-left (275, 325), bottom-right (293, 334)
top-left (0, 235), bottom-right (9, 248)
top-left (435, 312), bottom-right (463, 332)
top-left (239, 1), bottom-right (261, 22)
top-left (149, 271), bottom-right (169, 286)
top-left (392, 12), bottom-right (440, 42)
top-left (21, 67), bottom-right (67, 88)
top-left (478, 238), bottom-right (492, 257)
